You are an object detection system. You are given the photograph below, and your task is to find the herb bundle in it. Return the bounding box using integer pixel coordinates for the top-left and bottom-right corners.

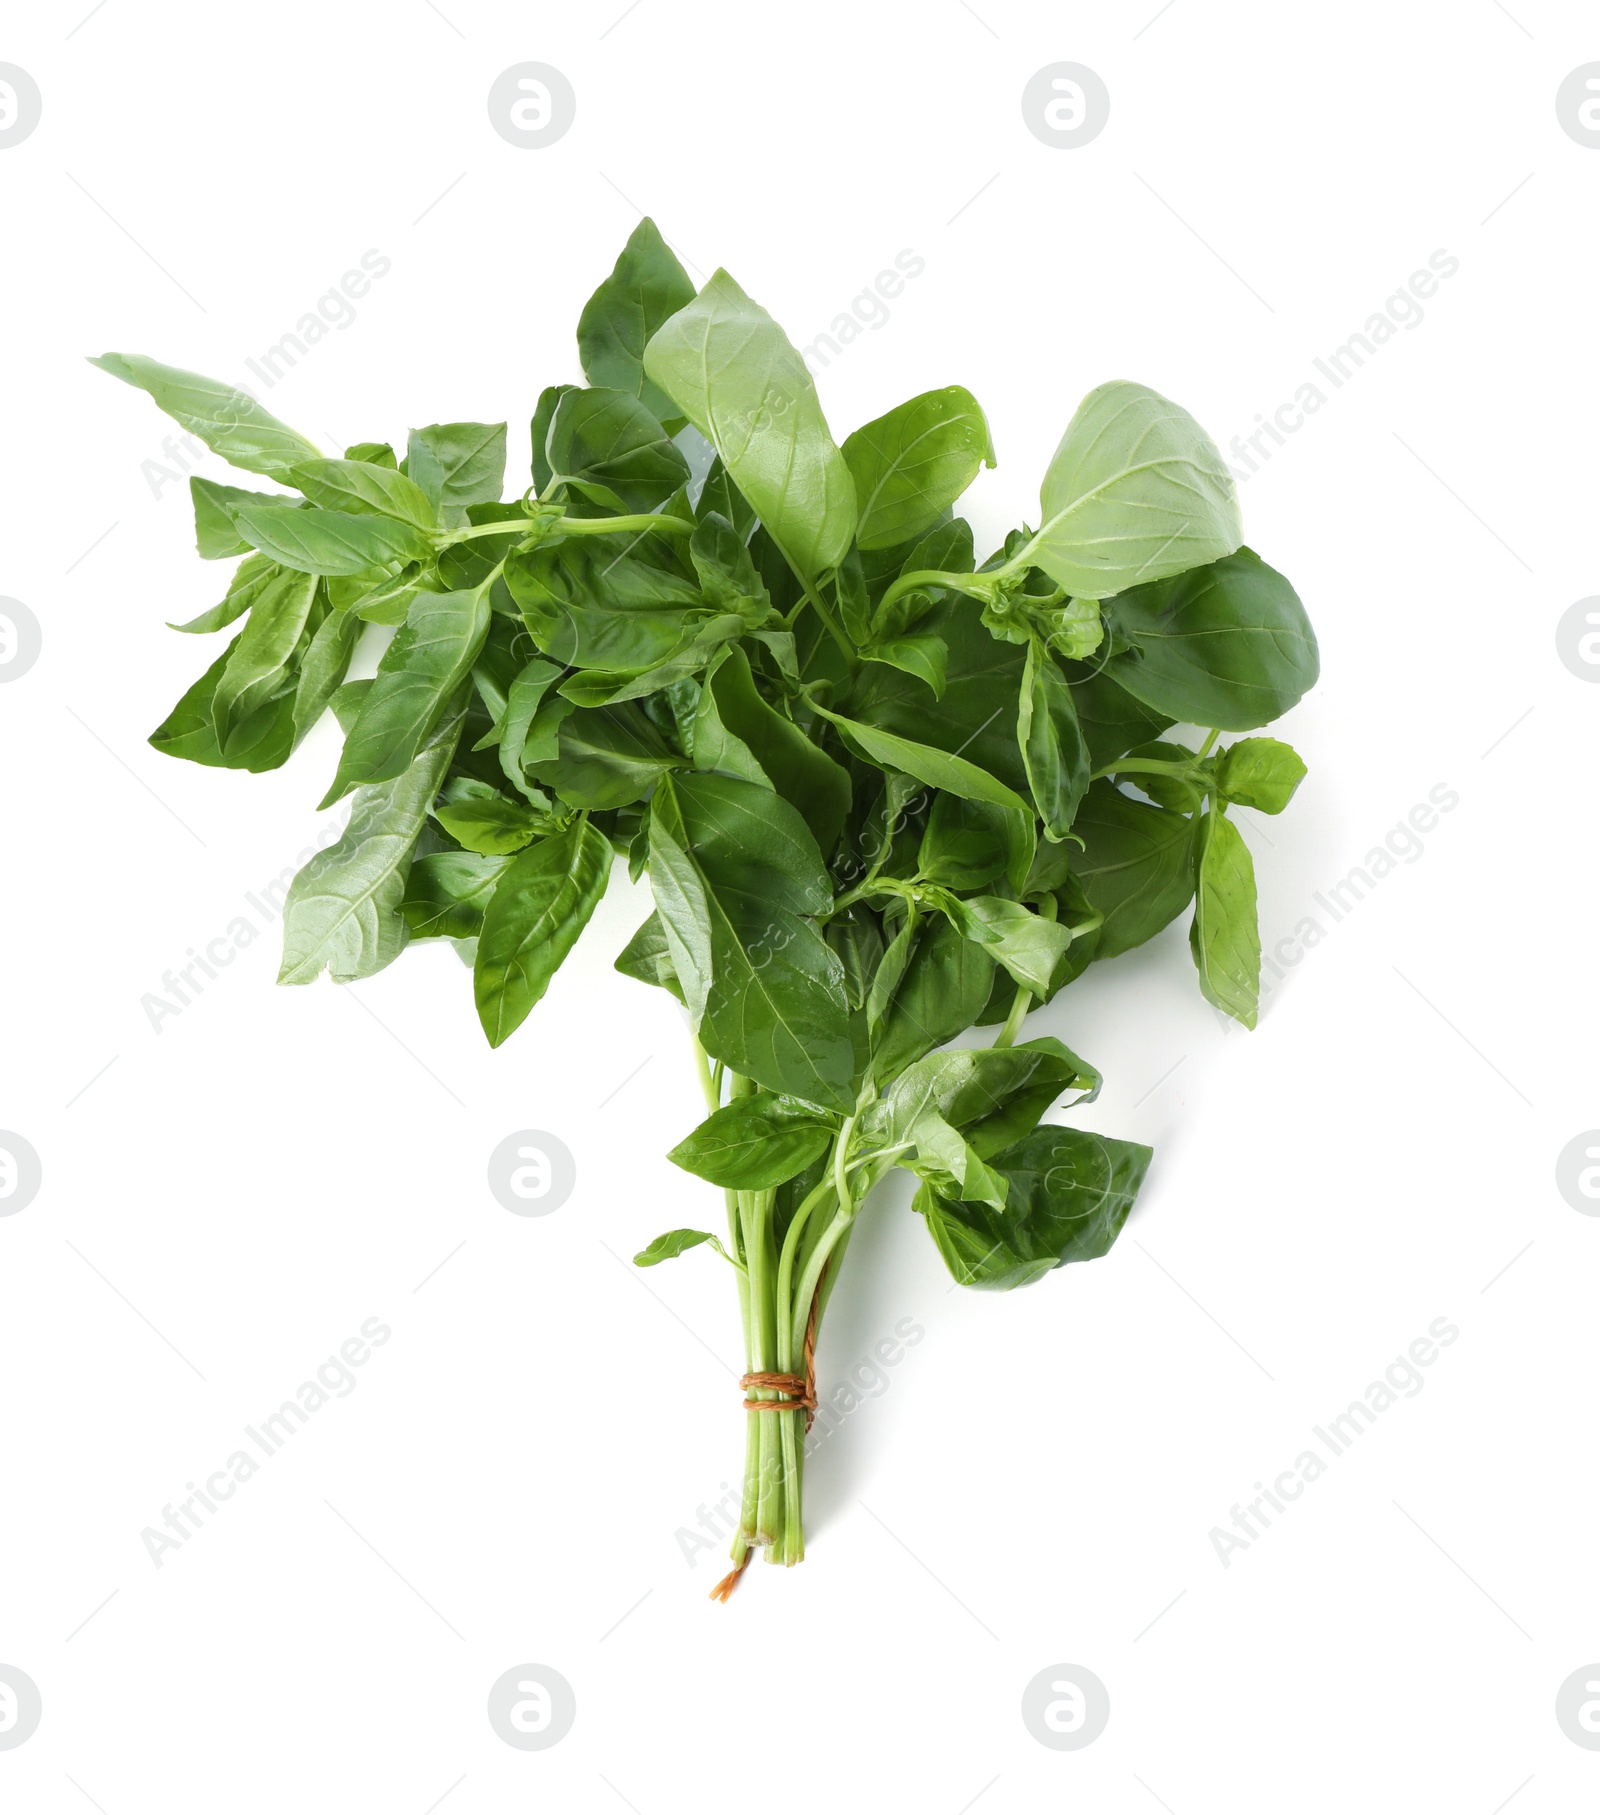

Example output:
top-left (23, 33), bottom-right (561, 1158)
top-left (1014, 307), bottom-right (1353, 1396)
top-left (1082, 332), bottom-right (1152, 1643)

top-left (97, 220), bottom-right (1317, 1593)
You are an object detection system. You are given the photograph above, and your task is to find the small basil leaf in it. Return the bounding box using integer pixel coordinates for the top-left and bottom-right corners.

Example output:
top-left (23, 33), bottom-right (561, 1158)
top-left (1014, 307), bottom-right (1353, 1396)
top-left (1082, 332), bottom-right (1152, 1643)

top-left (668, 1095), bottom-right (835, 1190)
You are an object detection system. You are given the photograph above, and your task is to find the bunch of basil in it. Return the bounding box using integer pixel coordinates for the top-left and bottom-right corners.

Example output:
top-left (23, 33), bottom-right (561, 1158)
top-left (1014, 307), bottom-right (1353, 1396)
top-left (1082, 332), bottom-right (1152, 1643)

top-left (97, 219), bottom-right (1317, 1586)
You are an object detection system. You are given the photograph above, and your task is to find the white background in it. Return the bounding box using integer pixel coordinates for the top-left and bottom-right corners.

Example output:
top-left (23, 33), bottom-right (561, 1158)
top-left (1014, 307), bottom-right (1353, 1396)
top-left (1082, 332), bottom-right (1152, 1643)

top-left (2, 1), bottom-right (1596, 1809)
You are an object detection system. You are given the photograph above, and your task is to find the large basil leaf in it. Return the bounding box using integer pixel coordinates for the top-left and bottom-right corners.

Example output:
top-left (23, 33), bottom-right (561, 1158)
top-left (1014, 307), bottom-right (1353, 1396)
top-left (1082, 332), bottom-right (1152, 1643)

top-left (1072, 780), bottom-right (1197, 959)
top-left (474, 816), bottom-right (613, 1046)
top-left (1061, 659), bottom-right (1172, 770)
top-left (229, 503), bottom-right (430, 578)
top-left (812, 700), bottom-right (1029, 815)
top-left (648, 772), bottom-right (855, 1110)
top-left (870, 913), bottom-right (996, 1081)
top-left (643, 270), bottom-right (856, 580)
top-left (1022, 380), bottom-right (1241, 599)
top-left (916, 1124), bottom-right (1152, 1290)
top-left (1102, 548), bottom-right (1319, 730)
top-left (543, 387), bottom-right (690, 515)
top-left (576, 217), bottom-right (696, 426)
top-left (863, 1038), bottom-right (1098, 1163)
top-left (288, 458), bottom-right (439, 531)
top-left (1189, 808), bottom-right (1259, 1027)
top-left (935, 893), bottom-right (1074, 997)
top-left (91, 352), bottom-right (321, 479)
top-left (279, 704), bottom-right (465, 983)
top-left (321, 590), bottom-right (490, 804)
top-left (843, 386), bottom-right (995, 552)
top-left (668, 1094), bottom-right (836, 1190)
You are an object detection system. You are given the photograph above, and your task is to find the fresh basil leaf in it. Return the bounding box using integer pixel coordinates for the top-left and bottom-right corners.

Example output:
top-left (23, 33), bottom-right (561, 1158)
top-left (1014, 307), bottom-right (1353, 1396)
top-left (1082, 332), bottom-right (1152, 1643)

top-left (871, 913), bottom-right (996, 1080)
top-left (544, 387), bottom-right (690, 515)
top-left (813, 701), bottom-right (1029, 815)
top-left (1072, 780), bottom-right (1198, 959)
top-left (1060, 659), bottom-right (1172, 770)
top-left (211, 567), bottom-right (318, 741)
top-left (528, 700), bottom-right (677, 811)
top-left (292, 595), bottom-right (361, 746)
top-left (169, 551), bottom-right (278, 634)
top-left (433, 776), bottom-right (547, 854)
top-left (668, 1095), bottom-right (836, 1190)
top-left (191, 477), bottom-right (284, 559)
top-left (693, 647), bottom-right (851, 855)
top-left (474, 816), bottom-right (613, 1046)
top-left (1190, 808), bottom-right (1259, 1027)
top-left (1214, 735), bottom-right (1307, 814)
top-left (401, 850), bottom-right (513, 940)
top-left (91, 352), bottom-right (322, 479)
top-left (1112, 739), bottom-right (1204, 812)
top-left (633, 1228), bottom-right (721, 1267)
top-left (229, 503), bottom-right (429, 578)
top-left (529, 384), bottom-right (576, 494)
top-left (864, 633), bottom-right (948, 698)
top-left (844, 386), bottom-right (994, 552)
top-left (331, 680), bottom-right (372, 733)
top-left (614, 911), bottom-right (685, 1004)
top-left (149, 639), bottom-right (297, 772)
top-left (916, 1123), bottom-right (1151, 1289)
top-left (577, 217), bottom-right (697, 426)
top-left (497, 657), bottom-right (565, 802)
top-left (649, 772), bottom-right (855, 1110)
top-left (279, 703), bottom-right (465, 983)
top-left (344, 441), bottom-right (396, 468)
top-left (1102, 547), bottom-right (1319, 730)
top-left (1023, 380), bottom-right (1242, 599)
top-left (321, 590), bottom-right (491, 805)
top-left (690, 513), bottom-right (770, 617)
top-left (696, 456), bottom-right (757, 542)
top-left (406, 422), bottom-right (507, 518)
top-left (918, 793), bottom-right (1010, 890)
top-left (1018, 638), bottom-right (1090, 840)
top-left (935, 893), bottom-right (1073, 997)
top-left (643, 269), bottom-right (856, 581)
top-left (288, 458), bottom-right (439, 530)
top-left (825, 904), bottom-right (885, 1010)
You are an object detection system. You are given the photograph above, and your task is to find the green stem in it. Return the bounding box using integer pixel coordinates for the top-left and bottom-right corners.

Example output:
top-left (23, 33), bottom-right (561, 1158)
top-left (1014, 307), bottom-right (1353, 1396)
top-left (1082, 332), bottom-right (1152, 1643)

top-left (874, 566), bottom-right (996, 623)
top-left (440, 511), bottom-right (692, 547)
top-left (993, 983), bottom-right (1032, 1049)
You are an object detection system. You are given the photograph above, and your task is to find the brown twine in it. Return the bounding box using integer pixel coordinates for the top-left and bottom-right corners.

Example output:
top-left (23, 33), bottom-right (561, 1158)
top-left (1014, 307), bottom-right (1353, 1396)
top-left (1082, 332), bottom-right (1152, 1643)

top-left (709, 1277), bottom-right (826, 1604)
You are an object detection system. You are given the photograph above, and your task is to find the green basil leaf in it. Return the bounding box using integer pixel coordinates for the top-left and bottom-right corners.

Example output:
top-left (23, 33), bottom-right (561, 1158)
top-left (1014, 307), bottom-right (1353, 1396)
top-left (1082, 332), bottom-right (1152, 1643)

top-left (321, 590), bottom-right (491, 805)
top-left (916, 1123), bottom-right (1151, 1290)
top-left (229, 503), bottom-right (430, 578)
top-left (693, 647), bottom-right (851, 856)
top-left (668, 1095), bottom-right (836, 1190)
top-left (528, 701), bottom-right (678, 811)
top-left (1102, 547), bottom-right (1319, 730)
top-left (871, 913), bottom-right (996, 1081)
top-left (279, 703), bottom-right (465, 983)
top-left (577, 218), bottom-right (697, 426)
top-left (643, 269), bottom-right (856, 581)
top-left (843, 385), bottom-right (995, 551)
top-left (401, 850), bottom-right (513, 940)
top-left (497, 657), bottom-right (565, 802)
top-left (614, 911), bottom-right (685, 1004)
top-left (1022, 380), bottom-right (1241, 599)
top-left (169, 551), bottom-right (278, 634)
top-left (1215, 735), bottom-right (1307, 814)
top-left (433, 776), bottom-right (547, 854)
top-left (406, 422), bottom-right (507, 518)
top-left (918, 793), bottom-right (1010, 890)
top-left (1190, 808), bottom-right (1260, 1028)
top-left (474, 816), bottom-right (613, 1046)
top-left (1059, 659), bottom-right (1172, 770)
top-left (696, 455), bottom-right (758, 542)
top-left (864, 633), bottom-right (948, 698)
top-left (90, 352), bottom-right (322, 479)
top-left (292, 596), bottom-right (361, 746)
top-left (288, 458), bottom-right (440, 530)
top-left (633, 1228), bottom-right (721, 1267)
top-left (148, 638), bottom-right (297, 773)
top-left (211, 567), bottom-right (318, 741)
top-left (812, 700), bottom-right (1029, 815)
top-left (1018, 639), bottom-right (1090, 840)
top-left (935, 893), bottom-right (1074, 997)
top-left (191, 477), bottom-right (283, 559)
top-left (689, 513), bottom-right (770, 617)
top-left (649, 772), bottom-right (855, 1110)
top-left (1072, 780), bottom-right (1197, 959)
top-left (344, 441), bottom-right (396, 469)
top-left (544, 387), bottom-right (690, 515)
